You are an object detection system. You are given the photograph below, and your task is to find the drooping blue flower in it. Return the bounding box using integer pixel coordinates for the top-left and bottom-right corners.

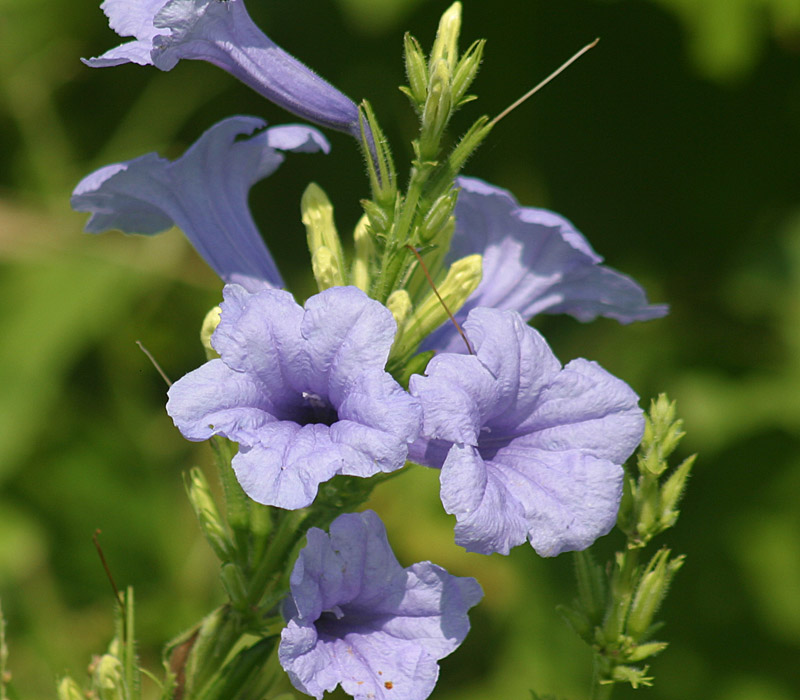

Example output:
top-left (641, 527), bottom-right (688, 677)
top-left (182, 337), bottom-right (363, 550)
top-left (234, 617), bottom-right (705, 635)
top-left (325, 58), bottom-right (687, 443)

top-left (167, 285), bottom-right (421, 509)
top-left (71, 116), bottom-right (328, 292)
top-left (423, 176), bottom-right (668, 353)
top-left (409, 306), bottom-right (644, 557)
top-left (279, 510), bottom-right (483, 700)
top-left (85, 0), bottom-right (363, 137)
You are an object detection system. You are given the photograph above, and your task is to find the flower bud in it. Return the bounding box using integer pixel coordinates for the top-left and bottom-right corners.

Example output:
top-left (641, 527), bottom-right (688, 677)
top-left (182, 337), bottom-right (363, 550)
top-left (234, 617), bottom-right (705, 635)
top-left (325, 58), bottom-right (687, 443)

top-left (391, 254), bottom-right (482, 360)
top-left (200, 306), bottom-right (222, 360)
top-left (302, 183), bottom-right (346, 287)
top-left (627, 548), bottom-right (684, 641)
top-left (625, 641), bottom-right (668, 663)
top-left (93, 655), bottom-right (124, 700)
top-left (57, 677), bottom-right (84, 700)
top-left (184, 467), bottom-right (233, 563)
top-left (659, 454), bottom-right (695, 529)
top-left (402, 33), bottom-right (428, 109)
top-left (429, 2), bottom-right (462, 73)
top-left (351, 215), bottom-right (374, 291)
top-left (387, 290), bottom-right (412, 328)
top-left (417, 190), bottom-right (458, 246)
top-left (311, 246), bottom-right (343, 291)
top-left (361, 199), bottom-right (392, 237)
top-left (419, 60), bottom-right (453, 160)
top-left (220, 562), bottom-right (249, 610)
top-left (452, 39), bottom-right (485, 106)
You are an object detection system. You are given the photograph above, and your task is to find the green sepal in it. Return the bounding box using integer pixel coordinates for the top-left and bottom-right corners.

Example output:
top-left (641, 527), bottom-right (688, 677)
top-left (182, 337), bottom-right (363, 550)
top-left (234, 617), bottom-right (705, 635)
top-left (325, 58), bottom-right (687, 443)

top-left (184, 467), bottom-right (234, 563)
top-left (57, 677), bottom-right (84, 700)
top-left (452, 39), bottom-right (485, 106)
top-left (627, 549), bottom-right (684, 641)
top-left (418, 59), bottom-right (453, 162)
top-left (573, 549), bottom-right (606, 625)
top-left (610, 664), bottom-right (654, 689)
top-left (360, 101), bottom-right (396, 207)
top-left (429, 2), bottom-right (461, 74)
top-left (659, 454), bottom-right (696, 529)
top-left (199, 637), bottom-right (279, 700)
top-left (625, 641), bottom-right (669, 663)
top-left (402, 32), bottom-right (428, 110)
top-left (555, 603), bottom-right (593, 644)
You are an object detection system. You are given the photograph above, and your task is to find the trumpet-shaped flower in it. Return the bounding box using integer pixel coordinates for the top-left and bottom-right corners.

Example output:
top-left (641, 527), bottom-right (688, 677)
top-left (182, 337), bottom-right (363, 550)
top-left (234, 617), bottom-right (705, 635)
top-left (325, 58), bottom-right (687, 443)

top-left (85, 0), bottom-right (362, 137)
top-left (167, 285), bottom-right (421, 509)
top-left (279, 510), bottom-right (483, 700)
top-left (423, 176), bottom-right (668, 353)
top-left (71, 116), bottom-right (328, 291)
top-left (410, 307), bottom-right (644, 556)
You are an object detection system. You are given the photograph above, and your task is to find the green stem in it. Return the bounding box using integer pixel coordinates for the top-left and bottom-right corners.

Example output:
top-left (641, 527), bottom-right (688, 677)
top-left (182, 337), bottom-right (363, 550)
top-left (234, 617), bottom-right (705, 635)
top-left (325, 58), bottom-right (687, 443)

top-left (590, 660), bottom-right (614, 700)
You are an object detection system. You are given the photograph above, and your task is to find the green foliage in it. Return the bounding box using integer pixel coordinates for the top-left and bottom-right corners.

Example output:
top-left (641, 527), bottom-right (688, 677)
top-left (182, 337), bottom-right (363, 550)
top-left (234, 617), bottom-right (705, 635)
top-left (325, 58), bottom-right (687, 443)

top-left (1, 0), bottom-right (799, 698)
top-left (559, 397), bottom-right (691, 698)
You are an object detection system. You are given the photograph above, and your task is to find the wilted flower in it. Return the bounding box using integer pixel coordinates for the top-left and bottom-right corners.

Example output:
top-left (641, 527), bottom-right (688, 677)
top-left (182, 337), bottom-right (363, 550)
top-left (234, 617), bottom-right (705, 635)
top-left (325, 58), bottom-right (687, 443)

top-left (280, 510), bottom-right (483, 700)
top-left (410, 306), bottom-right (644, 556)
top-left (71, 116), bottom-right (328, 291)
top-left (167, 285), bottom-right (421, 509)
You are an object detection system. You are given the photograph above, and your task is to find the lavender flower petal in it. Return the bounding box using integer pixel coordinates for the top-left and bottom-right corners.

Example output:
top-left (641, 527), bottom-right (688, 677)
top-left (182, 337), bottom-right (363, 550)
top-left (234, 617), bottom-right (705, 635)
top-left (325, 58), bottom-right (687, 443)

top-left (166, 285), bottom-right (421, 510)
top-left (410, 307), bottom-right (644, 556)
top-left (424, 176), bottom-right (668, 353)
top-left (71, 116), bottom-right (329, 291)
top-left (279, 511), bottom-right (483, 700)
top-left (86, 0), bottom-right (362, 136)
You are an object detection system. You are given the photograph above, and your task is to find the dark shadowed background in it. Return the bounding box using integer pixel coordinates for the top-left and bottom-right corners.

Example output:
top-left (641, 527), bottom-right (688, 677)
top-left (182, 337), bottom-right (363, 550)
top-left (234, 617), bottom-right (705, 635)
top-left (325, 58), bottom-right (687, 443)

top-left (1, 0), bottom-right (799, 698)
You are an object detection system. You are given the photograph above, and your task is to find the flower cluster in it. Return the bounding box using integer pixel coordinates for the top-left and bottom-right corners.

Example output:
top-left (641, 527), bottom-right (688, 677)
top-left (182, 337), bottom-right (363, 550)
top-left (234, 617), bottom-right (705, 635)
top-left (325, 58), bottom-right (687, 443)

top-left (73, 2), bottom-right (667, 698)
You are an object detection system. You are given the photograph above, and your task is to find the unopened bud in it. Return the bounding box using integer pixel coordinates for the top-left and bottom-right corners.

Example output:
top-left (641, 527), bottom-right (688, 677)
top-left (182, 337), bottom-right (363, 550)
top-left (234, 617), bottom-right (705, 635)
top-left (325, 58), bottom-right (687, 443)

top-left (417, 190), bottom-right (458, 245)
top-left (452, 39), bottom-right (485, 106)
top-left (185, 467), bottom-right (233, 563)
top-left (302, 183), bottom-right (346, 287)
top-left (402, 33), bottom-right (428, 108)
top-left (220, 562), bottom-right (249, 610)
top-left (419, 60), bottom-right (453, 160)
top-left (429, 2), bottom-right (462, 73)
top-left (659, 454), bottom-right (695, 529)
top-left (391, 254), bottom-right (482, 361)
top-left (351, 215), bottom-right (374, 291)
top-left (93, 655), bottom-right (123, 700)
top-left (361, 199), bottom-right (392, 237)
top-left (627, 549), bottom-right (684, 641)
top-left (57, 677), bottom-right (84, 700)
top-left (626, 641), bottom-right (669, 663)
top-left (311, 246), bottom-right (343, 291)
top-left (387, 290), bottom-right (412, 328)
top-left (200, 306), bottom-right (221, 360)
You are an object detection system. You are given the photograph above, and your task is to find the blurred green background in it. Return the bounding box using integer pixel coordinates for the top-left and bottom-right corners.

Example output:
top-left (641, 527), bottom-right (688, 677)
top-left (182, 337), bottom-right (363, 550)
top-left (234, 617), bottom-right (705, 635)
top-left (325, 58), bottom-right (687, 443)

top-left (2, 0), bottom-right (800, 698)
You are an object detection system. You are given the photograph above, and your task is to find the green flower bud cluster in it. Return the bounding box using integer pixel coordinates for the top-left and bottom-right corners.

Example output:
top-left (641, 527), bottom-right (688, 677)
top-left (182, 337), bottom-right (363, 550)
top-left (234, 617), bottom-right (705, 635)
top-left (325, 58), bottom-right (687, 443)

top-left (558, 395), bottom-right (694, 698)
top-left (58, 589), bottom-right (145, 700)
top-left (300, 3), bottom-right (493, 383)
top-left (618, 394), bottom-right (696, 546)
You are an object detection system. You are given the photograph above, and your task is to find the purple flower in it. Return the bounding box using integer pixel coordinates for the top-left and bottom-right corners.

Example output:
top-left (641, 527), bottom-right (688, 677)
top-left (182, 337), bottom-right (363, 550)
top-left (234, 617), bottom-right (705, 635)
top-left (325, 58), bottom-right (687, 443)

top-left (85, 0), bottom-right (362, 137)
top-left (71, 116), bottom-right (328, 292)
top-left (410, 307), bottom-right (644, 556)
top-left (167, 285), bottom-right (421, 509)
top-left (279, 510), bottom-right (483, 700)
top-left (423, 176), bottom-right (668, 353)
